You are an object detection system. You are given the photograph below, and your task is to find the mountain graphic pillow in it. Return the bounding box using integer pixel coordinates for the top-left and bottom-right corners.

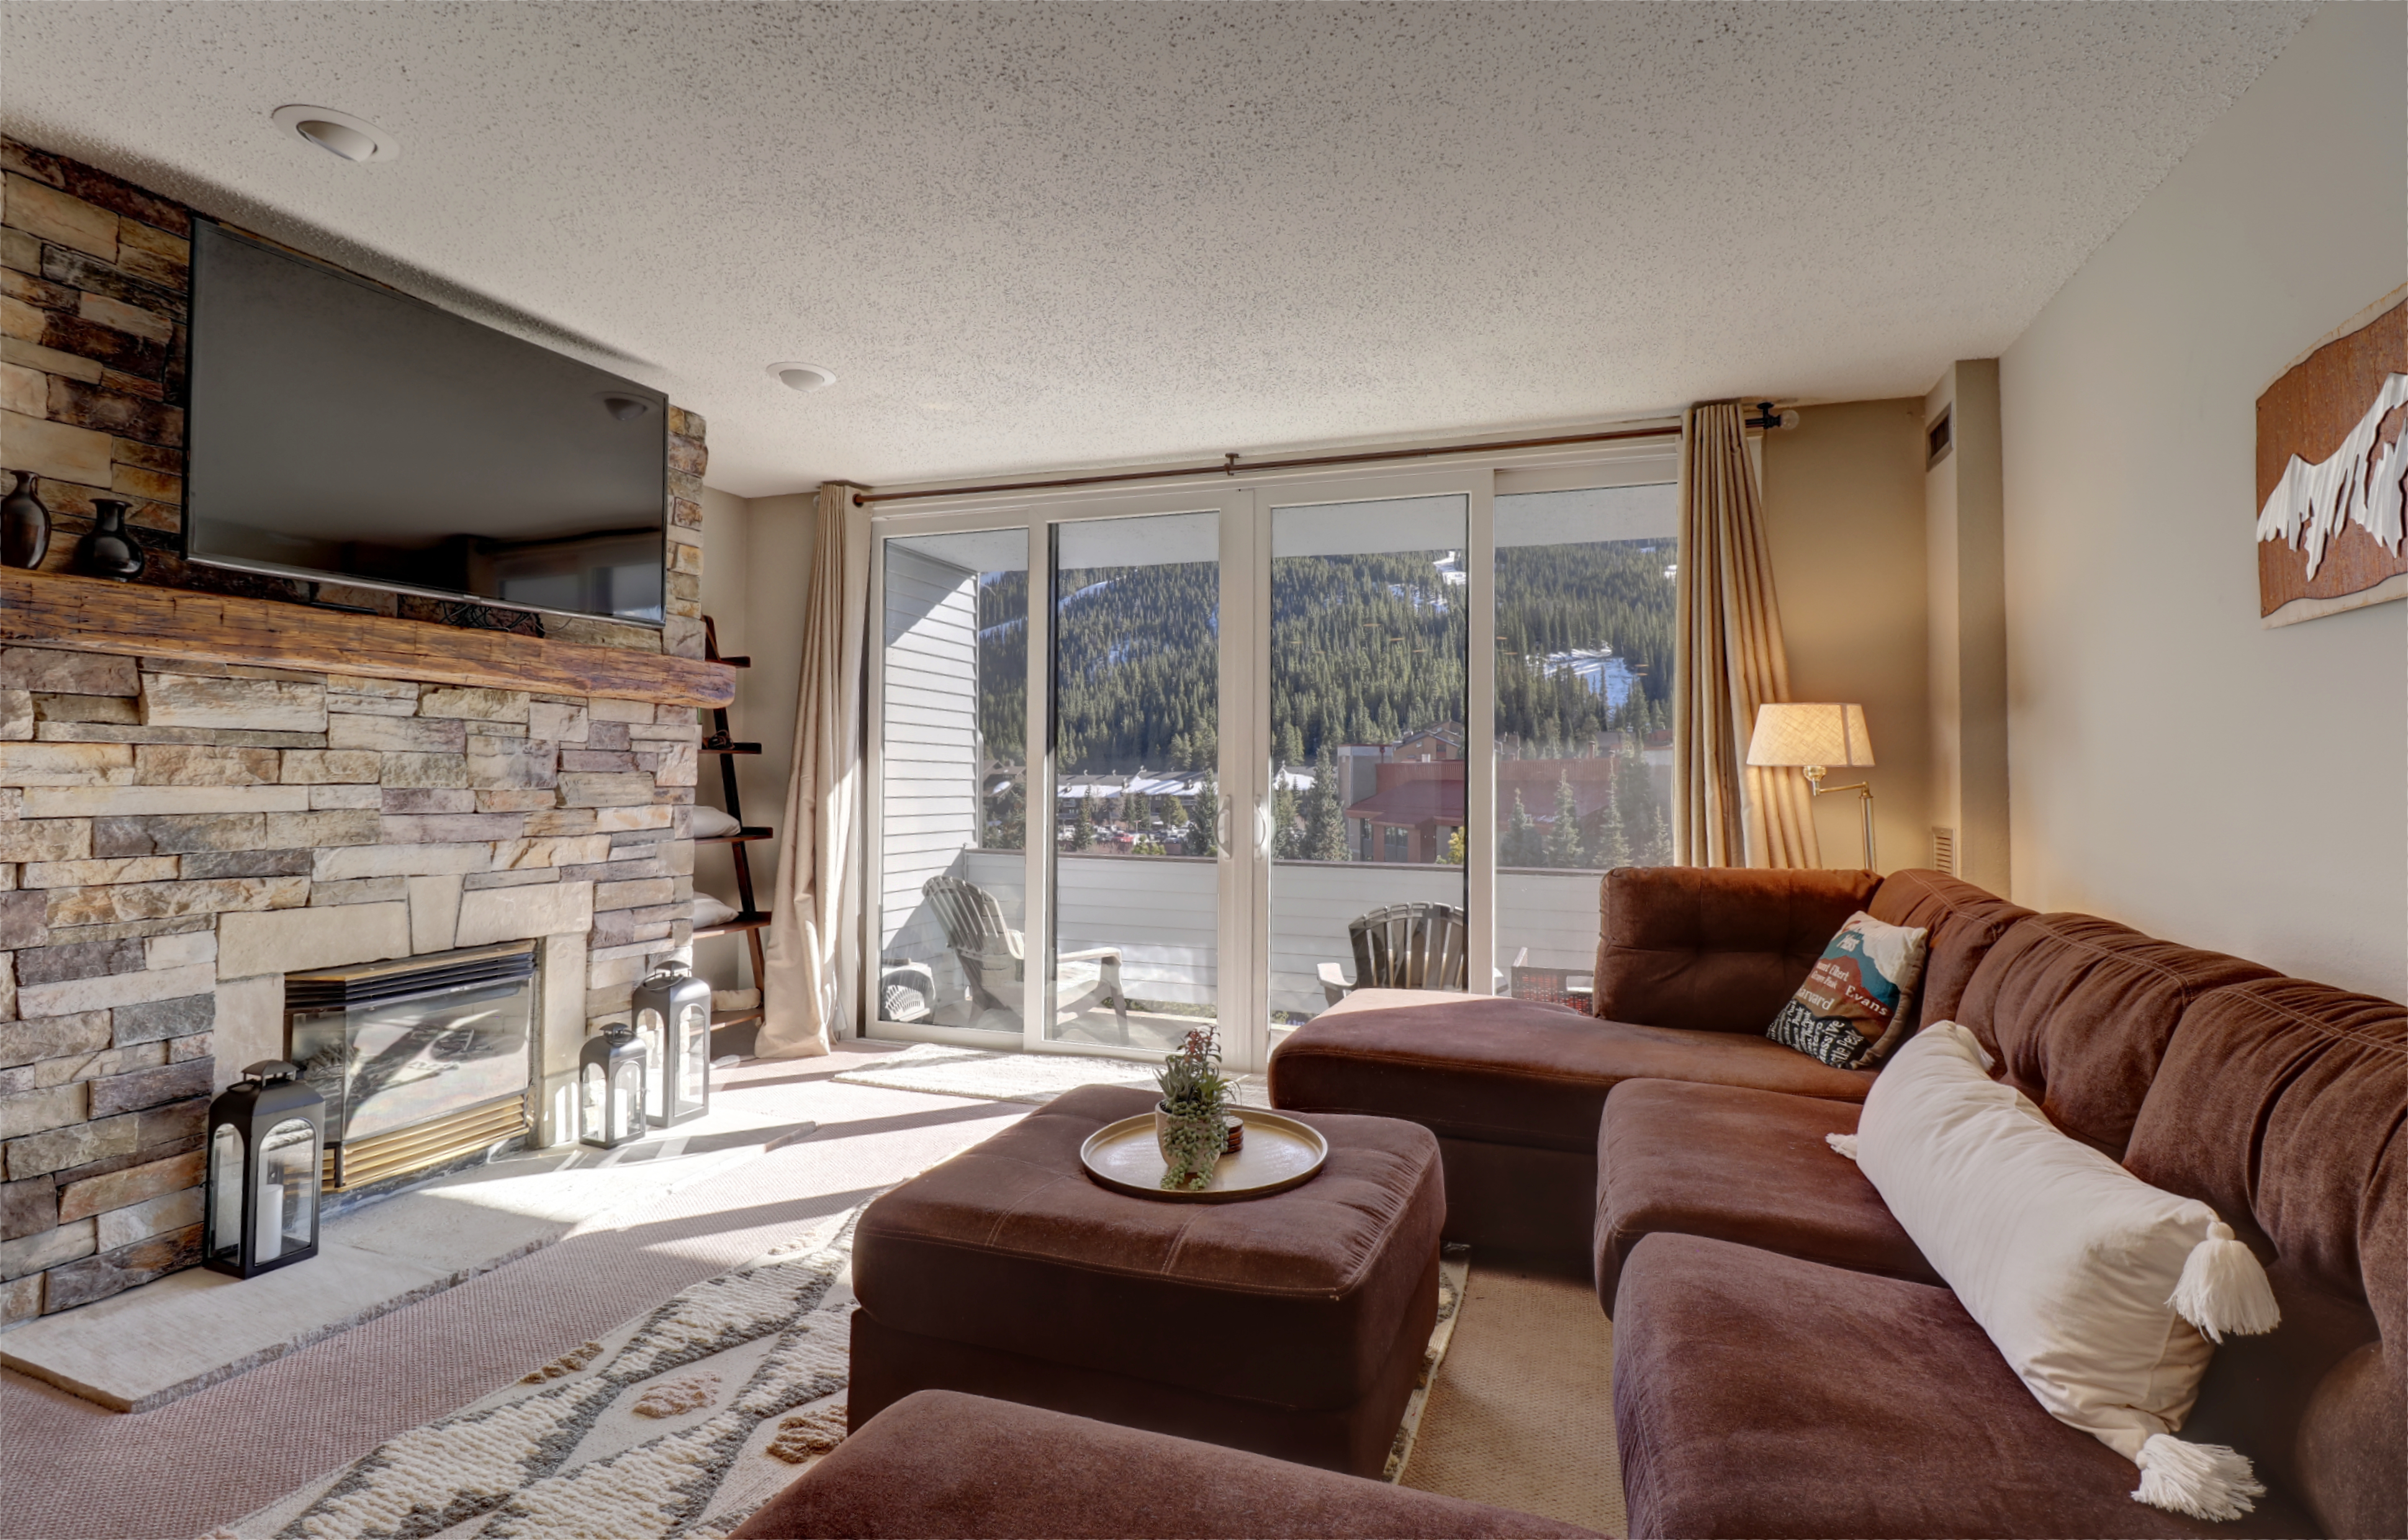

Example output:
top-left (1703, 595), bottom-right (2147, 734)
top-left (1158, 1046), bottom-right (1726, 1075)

top-left (1766, 911), bottom-right (1931, 1070)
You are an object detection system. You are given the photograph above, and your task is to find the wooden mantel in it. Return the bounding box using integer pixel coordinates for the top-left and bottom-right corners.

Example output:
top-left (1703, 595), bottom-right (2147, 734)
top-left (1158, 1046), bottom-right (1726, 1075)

top-left (1, 569), bottom-right (737, 708)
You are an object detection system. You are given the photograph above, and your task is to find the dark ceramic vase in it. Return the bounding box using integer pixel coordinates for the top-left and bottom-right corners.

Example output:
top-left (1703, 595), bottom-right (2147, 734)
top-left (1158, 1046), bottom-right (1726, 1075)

top-left (78, 499), bottom-right (146, 580)
top-left (1, 470), bottom-right (48, 569)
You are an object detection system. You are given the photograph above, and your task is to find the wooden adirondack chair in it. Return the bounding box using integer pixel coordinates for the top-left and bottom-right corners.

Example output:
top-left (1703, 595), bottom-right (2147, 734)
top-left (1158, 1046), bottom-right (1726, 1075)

top-left (921, 874), bottom-right (1129, 1037)
top-left (1318, 901), bottom-right (1471, 1007)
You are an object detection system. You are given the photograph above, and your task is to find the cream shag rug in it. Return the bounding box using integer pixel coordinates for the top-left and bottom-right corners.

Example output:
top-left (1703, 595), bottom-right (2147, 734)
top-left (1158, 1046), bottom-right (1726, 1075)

top-left (217, 1218), bottom-right (1466, 1540)
top-left (834, 1040), bottom-right (1272, 1107)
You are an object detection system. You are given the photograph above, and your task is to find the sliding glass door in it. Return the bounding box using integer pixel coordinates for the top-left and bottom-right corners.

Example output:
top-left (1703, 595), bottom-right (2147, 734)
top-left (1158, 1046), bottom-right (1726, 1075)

top-left (1047, 510), bottom-right (1224, 1051)
top-left (866, 450), bottom-right (1679, 1069)
top-left (1264, 493), bottom-right (1469, 1027)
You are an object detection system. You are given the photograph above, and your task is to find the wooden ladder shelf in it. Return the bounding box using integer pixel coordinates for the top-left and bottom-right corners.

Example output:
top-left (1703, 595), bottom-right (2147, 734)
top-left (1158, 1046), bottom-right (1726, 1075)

top-left (697, 616), bottom-right (770, 1047)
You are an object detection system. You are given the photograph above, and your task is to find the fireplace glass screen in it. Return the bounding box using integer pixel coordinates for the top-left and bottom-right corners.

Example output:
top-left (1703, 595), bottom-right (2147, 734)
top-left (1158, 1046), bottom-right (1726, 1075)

top-left (287, 943), bottom-right (538, 1162)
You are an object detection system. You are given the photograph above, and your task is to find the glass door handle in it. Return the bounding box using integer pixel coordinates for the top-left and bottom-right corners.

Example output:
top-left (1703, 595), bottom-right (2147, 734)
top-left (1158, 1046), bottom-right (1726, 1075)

top-left (1254, 800), bottom-right (1274, 858)
top-left (1216, 803), bottom-right (1232, 853)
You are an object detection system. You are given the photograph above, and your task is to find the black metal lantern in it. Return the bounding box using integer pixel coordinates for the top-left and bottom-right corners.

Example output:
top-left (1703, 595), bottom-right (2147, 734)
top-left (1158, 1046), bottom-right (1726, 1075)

top-left (579, 1022), bottom-right (647, 1148)
top-left (203, 1061), bottom-right (324, 1279)
top-left (632, 961), bottom-right (713, 1126)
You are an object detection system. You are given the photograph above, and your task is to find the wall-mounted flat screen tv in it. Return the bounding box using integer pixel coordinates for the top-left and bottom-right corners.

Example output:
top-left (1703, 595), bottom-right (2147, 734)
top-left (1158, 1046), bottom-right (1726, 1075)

top-left (185, 220), bottom-right (667, 626)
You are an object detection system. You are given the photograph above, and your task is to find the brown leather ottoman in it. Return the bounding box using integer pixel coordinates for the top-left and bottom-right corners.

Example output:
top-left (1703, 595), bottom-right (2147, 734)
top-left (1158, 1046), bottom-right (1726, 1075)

top-left (849, 1083), bottom-right (1446, 1477)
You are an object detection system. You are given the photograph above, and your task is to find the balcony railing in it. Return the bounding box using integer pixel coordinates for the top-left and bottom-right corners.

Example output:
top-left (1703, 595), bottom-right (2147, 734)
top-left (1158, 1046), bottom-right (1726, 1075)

top-left (879, 849), bottom-right (1605, 1025)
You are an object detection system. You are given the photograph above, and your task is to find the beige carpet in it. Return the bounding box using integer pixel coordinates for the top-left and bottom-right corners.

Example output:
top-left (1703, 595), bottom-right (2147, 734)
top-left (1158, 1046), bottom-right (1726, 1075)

top-left (1401, 1262), bottom-right (1627, 1537)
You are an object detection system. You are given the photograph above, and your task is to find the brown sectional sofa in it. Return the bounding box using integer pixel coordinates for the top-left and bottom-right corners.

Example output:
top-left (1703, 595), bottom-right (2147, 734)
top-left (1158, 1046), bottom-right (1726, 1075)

top-left (734, 1390), bottom-right (1602, 1539)
top-left (1271, 866), bottom-right (2028, 1266)
top-left (1272, 865), bottom-right (2401, 1538)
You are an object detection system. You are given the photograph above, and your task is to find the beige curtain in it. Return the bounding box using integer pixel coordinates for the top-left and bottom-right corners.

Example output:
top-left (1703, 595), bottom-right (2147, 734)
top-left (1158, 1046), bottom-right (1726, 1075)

top-left (756, 482), bottom-right (872, 1057)
top-left (1671, 402), bottom-right (1820, 869)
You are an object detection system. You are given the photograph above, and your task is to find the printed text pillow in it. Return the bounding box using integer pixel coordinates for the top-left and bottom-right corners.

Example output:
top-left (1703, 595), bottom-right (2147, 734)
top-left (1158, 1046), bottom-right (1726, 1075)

top-left (1765, 909), bottom-right (1928, 1069)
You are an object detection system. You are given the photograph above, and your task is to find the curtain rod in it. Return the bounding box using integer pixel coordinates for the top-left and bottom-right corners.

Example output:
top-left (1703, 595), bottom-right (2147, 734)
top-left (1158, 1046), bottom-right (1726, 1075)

top-left (849, 421), bottom-right (1685, 507)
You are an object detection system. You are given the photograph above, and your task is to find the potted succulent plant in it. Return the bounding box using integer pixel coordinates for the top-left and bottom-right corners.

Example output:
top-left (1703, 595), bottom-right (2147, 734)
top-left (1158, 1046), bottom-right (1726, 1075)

top-left (1154, 1027), bottom-right (1231, 1191)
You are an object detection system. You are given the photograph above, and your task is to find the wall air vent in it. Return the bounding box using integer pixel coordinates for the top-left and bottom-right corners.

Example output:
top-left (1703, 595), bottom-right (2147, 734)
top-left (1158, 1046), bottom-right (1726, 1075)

top-left (1926, 405), bottom-right (1955, 469)
top-left (1931, 826), bottom-right (1958, 876)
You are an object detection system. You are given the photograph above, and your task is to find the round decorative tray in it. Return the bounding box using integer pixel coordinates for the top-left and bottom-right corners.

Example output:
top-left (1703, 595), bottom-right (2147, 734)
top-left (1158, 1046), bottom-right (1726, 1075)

top-left (1080, 1108), bottom-right (1330, 1203)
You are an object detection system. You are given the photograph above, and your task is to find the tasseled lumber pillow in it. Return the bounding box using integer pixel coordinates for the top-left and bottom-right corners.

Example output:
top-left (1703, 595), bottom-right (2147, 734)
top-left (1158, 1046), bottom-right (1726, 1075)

top-left (1828, 1022), bottom-right (2281, 1521)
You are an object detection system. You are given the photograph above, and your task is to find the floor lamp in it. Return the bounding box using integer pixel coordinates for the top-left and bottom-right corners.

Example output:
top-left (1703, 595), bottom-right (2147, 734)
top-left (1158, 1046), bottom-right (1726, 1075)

top-left (1746, 703), bottom-right (1878, 869)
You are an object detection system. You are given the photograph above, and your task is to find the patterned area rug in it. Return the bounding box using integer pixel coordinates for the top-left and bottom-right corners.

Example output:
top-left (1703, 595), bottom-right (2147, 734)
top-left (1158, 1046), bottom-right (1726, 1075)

top-left (216, 1215), bottom-right (1466, 1540)
top-left (217, 1216), bottom-right (864, 1540)
top-left (833, 1040), bottom-right (1272, 1107)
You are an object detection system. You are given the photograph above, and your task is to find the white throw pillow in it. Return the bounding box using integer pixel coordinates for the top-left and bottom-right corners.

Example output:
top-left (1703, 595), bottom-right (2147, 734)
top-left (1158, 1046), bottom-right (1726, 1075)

top-left (1834, 1022), bottom-right (2280, 1521)
top-left (691, 805), bottom-right (743, 838)
top-left (692, 893), bottom-right (740, 927)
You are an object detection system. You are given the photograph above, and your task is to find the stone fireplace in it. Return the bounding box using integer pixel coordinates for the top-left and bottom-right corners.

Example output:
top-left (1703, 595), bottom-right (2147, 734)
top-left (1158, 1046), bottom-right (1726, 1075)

top-left (1, 135), bottom-right (733, 1325)
top-left (1, 646), bottom-right (725, 1322)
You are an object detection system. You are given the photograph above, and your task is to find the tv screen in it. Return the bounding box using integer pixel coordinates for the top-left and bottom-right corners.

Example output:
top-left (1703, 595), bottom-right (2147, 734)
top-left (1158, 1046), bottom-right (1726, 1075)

top-left (185, 221), bottom-right (667, 626)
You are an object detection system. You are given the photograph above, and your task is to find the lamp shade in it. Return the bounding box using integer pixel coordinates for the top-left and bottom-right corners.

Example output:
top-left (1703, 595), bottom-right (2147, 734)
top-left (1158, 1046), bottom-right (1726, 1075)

top-left (1746, 703), bottom-right (1874, 768)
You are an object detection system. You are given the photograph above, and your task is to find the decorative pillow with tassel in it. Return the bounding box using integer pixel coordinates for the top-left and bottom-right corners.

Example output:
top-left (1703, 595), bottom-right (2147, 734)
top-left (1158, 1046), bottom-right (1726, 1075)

top-left (1831, 1022), bottom-right (2281, 1521)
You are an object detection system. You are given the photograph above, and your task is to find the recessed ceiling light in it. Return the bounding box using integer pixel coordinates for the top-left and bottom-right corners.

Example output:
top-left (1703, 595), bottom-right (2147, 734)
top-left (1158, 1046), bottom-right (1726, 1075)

top-left (271, 104), bottom-right (399, 164)
top-left (768, 362), bottom-right (836, 394)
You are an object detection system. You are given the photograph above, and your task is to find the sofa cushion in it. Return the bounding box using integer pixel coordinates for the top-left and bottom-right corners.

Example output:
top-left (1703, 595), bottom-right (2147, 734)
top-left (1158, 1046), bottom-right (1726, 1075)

top-left (852, 1084), bottom-right (1443, 1411)
top-left (1271, 989), bottom-right (1875, 1156)
top-left (1592, 1079), bottom-right (1932, 1315)
top-left (1955, 912), bottom-right (2277, 1156)
top-left (2123, 978), bottom-right (2406, 1540)
top-left (733, 1389), bottom-right (1604, 1539)
top-left (1612, 1234), bottom-right (2317, 1539)
top-left (1865, 867), bottom-right (2034, 1030)
top-left (1591, 867), bottom-right (1883, 1033)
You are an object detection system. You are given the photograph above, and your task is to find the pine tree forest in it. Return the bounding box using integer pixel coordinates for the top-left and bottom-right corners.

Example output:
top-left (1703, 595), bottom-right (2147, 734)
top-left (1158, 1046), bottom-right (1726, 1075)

top-left (965, 538), bottom-right (1676, 867)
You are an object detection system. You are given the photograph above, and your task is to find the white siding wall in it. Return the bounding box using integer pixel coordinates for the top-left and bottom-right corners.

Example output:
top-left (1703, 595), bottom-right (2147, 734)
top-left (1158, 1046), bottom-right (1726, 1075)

top-left (879, 547), bottom-right (985, 984)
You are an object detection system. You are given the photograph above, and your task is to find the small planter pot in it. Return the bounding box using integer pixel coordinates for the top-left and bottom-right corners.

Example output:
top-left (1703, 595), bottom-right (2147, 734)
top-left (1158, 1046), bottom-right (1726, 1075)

top-left (1155, 1101), bottom-right (1240, 1164)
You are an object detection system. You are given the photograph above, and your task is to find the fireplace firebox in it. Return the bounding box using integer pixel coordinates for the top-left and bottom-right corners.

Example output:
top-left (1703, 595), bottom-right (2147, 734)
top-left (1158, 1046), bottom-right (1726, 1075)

top-left (285, 942), bottom-right (539, 1191)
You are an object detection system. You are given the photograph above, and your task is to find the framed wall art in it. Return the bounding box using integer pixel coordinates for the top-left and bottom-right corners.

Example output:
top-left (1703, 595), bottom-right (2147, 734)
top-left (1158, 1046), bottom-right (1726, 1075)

top-left (2255, 286), bottom-right (2408, 626)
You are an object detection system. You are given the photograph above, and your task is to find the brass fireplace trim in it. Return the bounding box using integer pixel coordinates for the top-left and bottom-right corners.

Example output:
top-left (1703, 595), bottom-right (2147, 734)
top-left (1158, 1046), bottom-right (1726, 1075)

top-left (323, 1092), bottom-right (531, 1191)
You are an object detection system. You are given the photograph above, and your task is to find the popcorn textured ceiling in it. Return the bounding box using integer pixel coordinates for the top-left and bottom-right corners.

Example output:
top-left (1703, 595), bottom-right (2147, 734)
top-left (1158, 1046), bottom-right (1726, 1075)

top-left (0, 2), bottom-right (2311, 496)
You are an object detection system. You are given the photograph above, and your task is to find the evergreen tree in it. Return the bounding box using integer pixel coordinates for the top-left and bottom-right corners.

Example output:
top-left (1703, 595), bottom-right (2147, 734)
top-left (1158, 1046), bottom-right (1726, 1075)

top-left (1125, 788), bottom-right (1150, 831)
top-left (1072, 793), bottom-right (1098, 851)
top-left (1500, 791), bottom-right (1543, 868)
top-left (1302, 742), bottom-right (1350, 862)
top-left (986, 774), bottom-right (1026, 852)
top-left (1189, 777), bottom-right (1219, 856)
top-left (1276, 722), bottom-right (1305, 768)
top-left (1544, 772), bottom-right (1585, 869)
top-left (1272, 785), bottom-right (1301, 859)
top-left (1587, 775), bottom-right (1632, 871)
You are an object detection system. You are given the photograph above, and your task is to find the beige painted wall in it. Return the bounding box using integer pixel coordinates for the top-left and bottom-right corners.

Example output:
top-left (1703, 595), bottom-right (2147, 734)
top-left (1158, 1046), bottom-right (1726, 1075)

top-left (1759, 399), bottom-right (1933, 875)
top-left (693, 487), bottom-right (817, 992)
top-left (1924, 361), bottom-right (2010, 891)
top-left (2000, 2), bottom-right (2406, 999)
